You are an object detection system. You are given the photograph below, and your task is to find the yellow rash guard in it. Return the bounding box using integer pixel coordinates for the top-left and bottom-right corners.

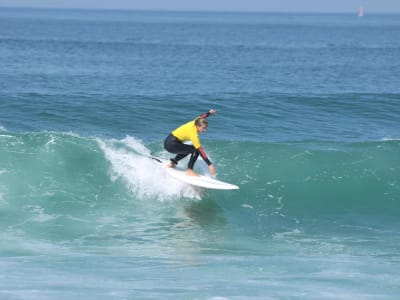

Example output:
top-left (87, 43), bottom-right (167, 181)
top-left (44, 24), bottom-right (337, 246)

top-left (172, 120), bottom-right (201, 149)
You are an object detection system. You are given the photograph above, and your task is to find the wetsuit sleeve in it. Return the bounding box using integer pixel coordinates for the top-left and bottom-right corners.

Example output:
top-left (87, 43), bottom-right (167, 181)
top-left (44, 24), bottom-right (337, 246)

top-left (197, 111), bottom-right (212, 165)
top-left (199, 112), bottom-right (211, 119)
top-left (198, 146), bottom-right (212, 166)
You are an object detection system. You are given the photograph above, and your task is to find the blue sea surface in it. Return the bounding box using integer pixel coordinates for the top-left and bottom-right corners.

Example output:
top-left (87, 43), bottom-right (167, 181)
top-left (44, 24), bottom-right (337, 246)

top-left (1, 8), bottom-right (400, 299)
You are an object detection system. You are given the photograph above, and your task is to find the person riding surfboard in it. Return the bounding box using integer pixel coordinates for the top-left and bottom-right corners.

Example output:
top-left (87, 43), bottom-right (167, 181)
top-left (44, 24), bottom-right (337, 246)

top-left (164, 109), bottom-right (216, 177)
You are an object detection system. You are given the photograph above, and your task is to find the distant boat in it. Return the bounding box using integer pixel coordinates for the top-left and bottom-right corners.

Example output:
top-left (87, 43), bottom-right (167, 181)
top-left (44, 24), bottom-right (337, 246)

top-left (358, 5), bottom-right (364, 17)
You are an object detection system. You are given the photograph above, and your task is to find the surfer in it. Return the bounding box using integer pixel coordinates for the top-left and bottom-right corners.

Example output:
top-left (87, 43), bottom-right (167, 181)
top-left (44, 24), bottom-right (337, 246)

top-left (164, 109), bottom-right (216, 176)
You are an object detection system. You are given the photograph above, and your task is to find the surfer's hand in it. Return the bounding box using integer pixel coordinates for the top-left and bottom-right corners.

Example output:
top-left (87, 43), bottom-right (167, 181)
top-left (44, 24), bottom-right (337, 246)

top-left (209, 109), bottom-right (216, 116)
top-left (209, 164), bottom-right (216, 175)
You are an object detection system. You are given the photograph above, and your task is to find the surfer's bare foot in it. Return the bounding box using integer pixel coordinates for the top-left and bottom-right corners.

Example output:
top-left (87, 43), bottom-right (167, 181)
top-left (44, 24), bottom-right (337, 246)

top-left (167, 162), bottom-right (176, 168)
top-left (186, 169), bottom-right (200, 177)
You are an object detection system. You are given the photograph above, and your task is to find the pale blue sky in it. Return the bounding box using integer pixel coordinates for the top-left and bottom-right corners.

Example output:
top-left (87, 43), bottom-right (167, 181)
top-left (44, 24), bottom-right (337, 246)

top-left (1, 0), bottom-right (399, 13)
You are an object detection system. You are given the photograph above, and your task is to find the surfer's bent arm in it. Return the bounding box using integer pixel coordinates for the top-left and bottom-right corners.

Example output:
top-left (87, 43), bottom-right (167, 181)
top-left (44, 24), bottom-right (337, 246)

top-left (198, 146), bottom-right (212, 166)
top-left (199, 146), bottom-right (215, 175)
top-left (199, 108), bottom-right (216, 175)
top-left (198, 109), bottom-right (215, 166)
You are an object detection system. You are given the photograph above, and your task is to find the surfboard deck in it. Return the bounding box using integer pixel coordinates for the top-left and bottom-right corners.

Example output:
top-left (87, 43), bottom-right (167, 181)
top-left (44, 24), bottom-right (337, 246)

top-left (150, 157), bottom-right (239, 190)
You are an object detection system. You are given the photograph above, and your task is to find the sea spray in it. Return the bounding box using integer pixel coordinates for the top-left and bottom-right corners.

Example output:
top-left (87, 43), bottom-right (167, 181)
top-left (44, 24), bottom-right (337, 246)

top-left (97, 136), bottom-right (203, 200)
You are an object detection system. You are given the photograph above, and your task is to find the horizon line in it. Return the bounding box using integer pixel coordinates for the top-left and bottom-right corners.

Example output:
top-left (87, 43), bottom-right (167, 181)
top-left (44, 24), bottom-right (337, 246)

top-left (1, 5), bottom-right (400, 15)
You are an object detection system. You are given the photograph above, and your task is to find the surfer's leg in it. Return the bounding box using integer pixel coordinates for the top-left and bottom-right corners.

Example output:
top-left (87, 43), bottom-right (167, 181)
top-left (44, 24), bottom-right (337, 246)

top-left (186, 150), bottom-right (200, 176)
top-left (164, 134), bottom-right (194, 165)
top-left (173, 144), bottom-right (196, 163)
top-left (172, 153), bottom-right (189, 164)
top-left (188, 150), bottom-right (200, 170)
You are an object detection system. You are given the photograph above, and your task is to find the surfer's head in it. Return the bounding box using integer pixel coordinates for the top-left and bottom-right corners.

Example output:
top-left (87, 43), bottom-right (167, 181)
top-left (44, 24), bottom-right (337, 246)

top-left (195, 118), bottom-right (208, 133)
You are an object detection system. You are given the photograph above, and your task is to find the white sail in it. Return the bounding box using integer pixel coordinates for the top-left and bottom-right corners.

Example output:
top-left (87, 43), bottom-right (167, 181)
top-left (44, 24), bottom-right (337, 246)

top-left (358, 5), bottom-right (364, 17)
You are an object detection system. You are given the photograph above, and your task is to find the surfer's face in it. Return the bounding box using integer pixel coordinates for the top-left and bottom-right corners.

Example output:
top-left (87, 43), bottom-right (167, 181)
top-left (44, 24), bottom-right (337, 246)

top-left (197, 124), bottom-right (208, 133)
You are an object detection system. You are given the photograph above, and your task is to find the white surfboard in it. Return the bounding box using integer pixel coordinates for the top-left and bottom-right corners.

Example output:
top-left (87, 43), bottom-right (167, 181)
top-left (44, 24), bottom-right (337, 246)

top-left (150, 157), bottom-right (239, 190)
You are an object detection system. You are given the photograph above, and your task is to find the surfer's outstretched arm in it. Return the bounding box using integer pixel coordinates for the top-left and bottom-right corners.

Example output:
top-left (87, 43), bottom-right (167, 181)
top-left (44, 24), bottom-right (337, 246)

top-left (199, 109), bottom-right (216, 119)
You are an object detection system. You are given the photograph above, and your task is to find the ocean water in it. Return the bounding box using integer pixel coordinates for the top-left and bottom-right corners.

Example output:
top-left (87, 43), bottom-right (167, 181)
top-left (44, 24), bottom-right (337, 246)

top-left (1, 7), bottom-right (400, 299)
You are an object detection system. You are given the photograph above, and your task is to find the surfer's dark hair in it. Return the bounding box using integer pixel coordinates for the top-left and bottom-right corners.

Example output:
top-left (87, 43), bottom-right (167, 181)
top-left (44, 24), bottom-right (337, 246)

top-left (195, 118), bottom-right (208, 127)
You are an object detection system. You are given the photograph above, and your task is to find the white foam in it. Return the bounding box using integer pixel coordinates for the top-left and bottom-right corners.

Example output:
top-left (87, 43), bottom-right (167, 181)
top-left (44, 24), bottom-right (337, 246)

top-left (44, 134), bottom-right (57, 148)
top-left (382, 137), bottom-right (400, 141)
top-left (98, 137), bottom-right (201, 201)
top-left (121, 135), bottom-right (151, 156)
top-left (242, 204), bottom-right (254, 209)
